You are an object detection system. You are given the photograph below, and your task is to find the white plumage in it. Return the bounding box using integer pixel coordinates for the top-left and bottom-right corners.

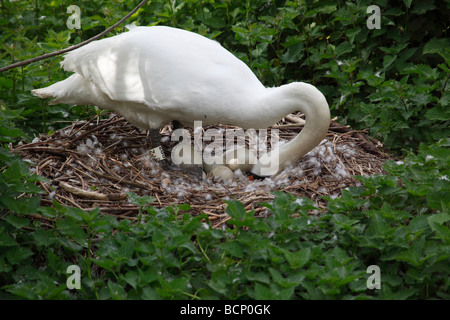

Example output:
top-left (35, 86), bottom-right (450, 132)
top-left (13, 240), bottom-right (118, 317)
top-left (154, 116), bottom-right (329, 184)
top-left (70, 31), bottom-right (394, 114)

top-left (33, 26), bottom-right (330, 177)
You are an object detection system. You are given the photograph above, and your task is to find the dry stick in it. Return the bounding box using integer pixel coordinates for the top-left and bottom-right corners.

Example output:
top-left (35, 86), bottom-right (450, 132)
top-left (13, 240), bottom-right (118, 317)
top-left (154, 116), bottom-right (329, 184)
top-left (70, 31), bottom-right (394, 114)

top-left (59, 154), bottom-right (74, 173)
top-left (59, 181), bottom-right (127, 201)
top-left (0, 0), bottom-right (150, 73)
top-left (76, 158), bottom-right (154, 190)
top-left (68, 118), bottom-right (127, 146)
top-left (16, 146), bottom-right (70, 157)
top-left (17, 112), bottom-right (391, 220)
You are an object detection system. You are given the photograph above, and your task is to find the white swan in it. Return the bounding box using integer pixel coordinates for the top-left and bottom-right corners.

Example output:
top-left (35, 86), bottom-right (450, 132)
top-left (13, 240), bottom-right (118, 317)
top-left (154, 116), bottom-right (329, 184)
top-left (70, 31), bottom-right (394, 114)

top-left (32, 26), bottom-right (330, 178)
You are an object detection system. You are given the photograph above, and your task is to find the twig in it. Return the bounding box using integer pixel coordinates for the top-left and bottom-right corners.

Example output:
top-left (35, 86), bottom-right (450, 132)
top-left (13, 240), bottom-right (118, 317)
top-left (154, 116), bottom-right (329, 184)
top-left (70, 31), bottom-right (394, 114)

top-left (68, 118), bottom-right (127, 146)
top-left (60, 181), bottom-right (127, 201)
top-left (15, 113), bottom-right (391, 228)
top-left (0, 0), bottom-right (150, 73)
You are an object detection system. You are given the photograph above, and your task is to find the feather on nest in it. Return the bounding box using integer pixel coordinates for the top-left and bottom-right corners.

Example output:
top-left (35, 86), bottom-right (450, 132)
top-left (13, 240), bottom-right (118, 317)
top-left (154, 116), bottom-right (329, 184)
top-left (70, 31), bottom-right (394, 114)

top-left (14, 113), bottom-right (391, 228)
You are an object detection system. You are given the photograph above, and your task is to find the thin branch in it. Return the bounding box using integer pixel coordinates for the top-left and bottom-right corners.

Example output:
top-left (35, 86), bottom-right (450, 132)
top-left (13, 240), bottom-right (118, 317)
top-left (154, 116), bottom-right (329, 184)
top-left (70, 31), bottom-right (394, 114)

top-left (0, 0), bottom-right (150, 73)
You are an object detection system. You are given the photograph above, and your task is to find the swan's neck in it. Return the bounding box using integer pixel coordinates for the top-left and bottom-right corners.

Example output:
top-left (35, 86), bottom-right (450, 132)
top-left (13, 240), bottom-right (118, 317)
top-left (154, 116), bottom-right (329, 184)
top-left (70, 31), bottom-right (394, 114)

top-left (252, 82), bottom-right (330, 176)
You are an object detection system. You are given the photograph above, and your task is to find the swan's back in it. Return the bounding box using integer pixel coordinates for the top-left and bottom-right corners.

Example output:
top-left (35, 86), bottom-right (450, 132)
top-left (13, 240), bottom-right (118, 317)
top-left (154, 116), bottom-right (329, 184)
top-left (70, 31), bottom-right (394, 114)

top-left (34, 26), bottom-right (266, 129)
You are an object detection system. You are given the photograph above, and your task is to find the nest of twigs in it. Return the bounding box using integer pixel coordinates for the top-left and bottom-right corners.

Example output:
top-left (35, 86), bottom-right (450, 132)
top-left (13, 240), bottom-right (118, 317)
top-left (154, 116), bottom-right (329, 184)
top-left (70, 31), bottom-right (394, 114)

top-left (14, 113), bottom-right (391, 228)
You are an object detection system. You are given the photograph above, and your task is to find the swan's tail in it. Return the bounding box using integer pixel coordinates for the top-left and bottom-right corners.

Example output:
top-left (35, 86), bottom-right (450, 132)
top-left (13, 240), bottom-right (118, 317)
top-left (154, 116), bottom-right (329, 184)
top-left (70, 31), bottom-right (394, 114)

top-left (32, 86), bottom-right (58, 104)
top-left (32, 73), bottom-right (102, 106)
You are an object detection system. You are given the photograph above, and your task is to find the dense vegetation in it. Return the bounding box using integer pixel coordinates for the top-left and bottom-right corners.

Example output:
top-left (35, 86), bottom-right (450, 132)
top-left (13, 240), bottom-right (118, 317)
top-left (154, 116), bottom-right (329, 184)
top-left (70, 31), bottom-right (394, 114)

top-left (0, 0), bottom-right (449, 299)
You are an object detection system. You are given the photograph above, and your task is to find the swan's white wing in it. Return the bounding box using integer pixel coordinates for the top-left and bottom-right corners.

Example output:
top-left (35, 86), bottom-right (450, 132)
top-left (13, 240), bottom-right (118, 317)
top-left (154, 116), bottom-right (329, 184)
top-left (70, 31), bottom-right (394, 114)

top-left (61, 26), bottom-right (264, 114)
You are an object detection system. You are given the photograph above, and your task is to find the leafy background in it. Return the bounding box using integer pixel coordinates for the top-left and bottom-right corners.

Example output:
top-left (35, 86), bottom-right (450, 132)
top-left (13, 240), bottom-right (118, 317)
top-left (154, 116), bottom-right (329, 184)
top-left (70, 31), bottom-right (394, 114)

top-left (0, 0), bottom-right (449, 299)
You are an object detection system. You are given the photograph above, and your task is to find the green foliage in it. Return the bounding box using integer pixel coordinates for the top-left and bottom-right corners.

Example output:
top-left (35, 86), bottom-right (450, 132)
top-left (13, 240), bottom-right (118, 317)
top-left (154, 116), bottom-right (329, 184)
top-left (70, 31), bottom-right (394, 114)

top-left (0, 0), bottom-right (448, 300)
top-left (1, 139), bottom-right (448, 299)
top-left (0, 0), bottom-right (448, 151)
top-left (0, 107), bottom-right (48, 207)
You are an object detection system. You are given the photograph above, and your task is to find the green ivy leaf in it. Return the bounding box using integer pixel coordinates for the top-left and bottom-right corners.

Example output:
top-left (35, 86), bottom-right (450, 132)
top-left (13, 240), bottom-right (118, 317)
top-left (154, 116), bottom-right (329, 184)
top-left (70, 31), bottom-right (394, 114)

top-left (0, 227), bottom-right (18, 246)
top-left (1, 160), bottom-right (30, 182)
top-left (403, 0), bottom-right (413, 8)
top-left (254, 283), bottom-right (277, 299)
top-left (5, 247), bottom-right (34, 265)
top-left (220, 241), bottom-right (244, 258)
top-left (425, 105), bottom-right (450, 121)
top-left (282, 247), bottom-right (311, 269)
top-left (427, 212), bottom-right (450, 232)
top-left (5, 214), bottom-right (29, 229)
top-left (108, 280), bottom-right (127, 299)
top-left (280, 42), bottom-right (304, 64)
top-left (32, 229), bottom-right (57, 247)
top-left (383, 55), bottom-right (397, 70)
top-left (0, 196), bottom-right (41, 215)
top-left (423, 38), bottom-right (450, 55)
